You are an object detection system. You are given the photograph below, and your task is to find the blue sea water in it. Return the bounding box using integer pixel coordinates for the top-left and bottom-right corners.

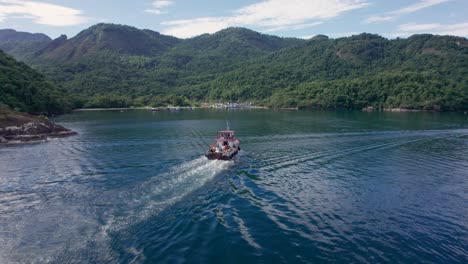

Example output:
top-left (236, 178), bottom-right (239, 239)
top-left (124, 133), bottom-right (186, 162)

top-left (0, 109), bottom-right (467, 263)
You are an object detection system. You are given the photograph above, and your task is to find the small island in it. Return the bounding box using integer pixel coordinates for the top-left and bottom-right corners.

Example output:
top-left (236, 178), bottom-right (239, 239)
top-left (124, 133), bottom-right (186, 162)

top-left (0, 108), bottom-right (76, 145)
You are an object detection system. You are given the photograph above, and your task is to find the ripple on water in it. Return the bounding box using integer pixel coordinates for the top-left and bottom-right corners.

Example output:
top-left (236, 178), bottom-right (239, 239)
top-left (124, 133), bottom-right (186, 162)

top-left (0, 111), bottom-right (467, 263)
top-left (226, 128), bottom-right (468, 262)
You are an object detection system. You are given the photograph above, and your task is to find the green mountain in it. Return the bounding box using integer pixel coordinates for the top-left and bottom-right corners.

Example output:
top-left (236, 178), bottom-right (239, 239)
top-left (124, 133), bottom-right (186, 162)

top-left (154, 27), bottom-right (304, 89)
top-left (0, 29), bottom-right (51, 61)
top-left (192, 33), bottom-right (468, 110)
top-left (19, 24), bottom-right (302, 106)
top-left (34, 24), bottom-right (181, 62)
top-left (1, 24), bottom-right (467, 111)
top-left (0, 50), bottom-right (71, 114)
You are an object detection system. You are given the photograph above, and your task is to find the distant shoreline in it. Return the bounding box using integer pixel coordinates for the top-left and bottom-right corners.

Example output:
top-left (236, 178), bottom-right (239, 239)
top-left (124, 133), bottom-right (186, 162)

top-left (71, 107), bottom-right (467, 113)
top-left (73, 107), bottom-right (163, 111)
top-left (73, 106), bottom-right (268, 111)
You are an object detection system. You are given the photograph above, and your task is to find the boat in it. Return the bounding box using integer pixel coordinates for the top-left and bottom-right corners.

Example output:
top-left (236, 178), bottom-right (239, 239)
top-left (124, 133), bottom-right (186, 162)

top-left (205, 130), bottom-right (240, 160)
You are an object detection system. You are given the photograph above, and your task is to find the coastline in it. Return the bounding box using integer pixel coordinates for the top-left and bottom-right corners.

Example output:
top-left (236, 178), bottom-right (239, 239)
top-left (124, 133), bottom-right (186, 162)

top-left (73, 107), bottom-right (162, 111)
top-left (71, 106), bottom-right (467, 113)
top-left (73, 106), bottom-right (268, 111)
top-left (362, 107), bottom-right (463, 113)
top-left (0, 109), bottom-right (77, 145)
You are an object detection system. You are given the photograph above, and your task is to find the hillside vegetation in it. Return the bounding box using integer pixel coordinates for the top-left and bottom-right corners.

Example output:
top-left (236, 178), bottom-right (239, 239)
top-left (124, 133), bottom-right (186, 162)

top-left (1, 24), bottom-right (467, 111)
top-left (0, 29), bottom-right (51, 61)
top-left (0, 50), bottom-right (73, 114)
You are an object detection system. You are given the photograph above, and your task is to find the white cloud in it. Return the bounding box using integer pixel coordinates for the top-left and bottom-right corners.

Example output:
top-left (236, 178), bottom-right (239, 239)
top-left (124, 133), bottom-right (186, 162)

top-left (152, 0), bottom-right (173, 8)
top-left (395, 0), bottom-right (450, 15)
top-left (391, 22), bottom-right (468, 37)
top-left (162, 17), bottom-right (229, 37)
top-left (145, 9), bottom-right (166, 15)
top-left (398, 23), bottom-right (441, 31)
top-left (264, 22), bottom-right (323, 33)
top-left (364, 15), bottom-right (394, 23)
top-left (161, 0), bottom-right (369, 38)
top-left (365, 0), bottom-right (451, 24)
top-left (0, 0), bottom-right (89, 26)
top-left (145, 0), bottom-right (173, 15)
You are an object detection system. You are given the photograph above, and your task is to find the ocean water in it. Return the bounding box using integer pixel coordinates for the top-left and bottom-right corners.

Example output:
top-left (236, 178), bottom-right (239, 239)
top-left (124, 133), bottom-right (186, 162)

top-left (0, 109), bottom-right (467, 263)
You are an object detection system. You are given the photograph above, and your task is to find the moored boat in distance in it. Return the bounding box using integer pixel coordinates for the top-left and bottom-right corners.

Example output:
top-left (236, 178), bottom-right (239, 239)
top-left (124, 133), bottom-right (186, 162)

top-left (205, 130), bottom-right (240, 160)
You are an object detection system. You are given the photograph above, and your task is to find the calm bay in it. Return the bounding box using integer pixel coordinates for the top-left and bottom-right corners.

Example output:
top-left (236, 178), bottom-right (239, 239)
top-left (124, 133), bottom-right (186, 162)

top-left (0, 109), bottom-right (467, 263)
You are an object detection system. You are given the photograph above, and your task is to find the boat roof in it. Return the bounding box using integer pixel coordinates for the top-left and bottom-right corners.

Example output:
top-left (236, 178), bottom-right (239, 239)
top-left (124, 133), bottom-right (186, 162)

top-left (219, 130), bottom-right (235, 133)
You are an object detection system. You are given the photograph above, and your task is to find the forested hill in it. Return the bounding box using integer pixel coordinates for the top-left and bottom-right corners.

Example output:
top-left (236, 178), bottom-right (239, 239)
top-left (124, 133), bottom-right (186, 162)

top-left (194, 34), bottom-right (468, 111)
top-left (0, 50), bottom-right (71, 114)
top-left (0, 29), bottom-right (51, 61)
top-left (1, 23), bottom-right (467, 111)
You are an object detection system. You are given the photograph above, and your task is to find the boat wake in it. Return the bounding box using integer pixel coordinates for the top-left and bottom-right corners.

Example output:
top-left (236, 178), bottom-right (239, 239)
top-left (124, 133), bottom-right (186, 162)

top-left (106, 156), bottom-right (234, 230)
top-left (0, 156), bottom-right (233, 263)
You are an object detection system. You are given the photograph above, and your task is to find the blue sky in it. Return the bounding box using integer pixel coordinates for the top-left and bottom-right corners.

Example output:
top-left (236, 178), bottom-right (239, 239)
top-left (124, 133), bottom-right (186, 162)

top-left (0, 0), bottom-right (467, 39)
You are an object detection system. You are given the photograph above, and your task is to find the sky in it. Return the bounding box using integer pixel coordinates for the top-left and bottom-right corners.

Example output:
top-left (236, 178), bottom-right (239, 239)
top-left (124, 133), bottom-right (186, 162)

top-left (0, 0), bottom-right (467, 39)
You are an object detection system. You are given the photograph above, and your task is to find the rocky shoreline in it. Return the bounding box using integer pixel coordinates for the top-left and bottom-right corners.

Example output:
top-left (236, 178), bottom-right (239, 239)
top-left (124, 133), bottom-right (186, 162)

top-left (362, 106), bottom-right (436, 112)
top-left (0, 109), bottom-right (77, 145)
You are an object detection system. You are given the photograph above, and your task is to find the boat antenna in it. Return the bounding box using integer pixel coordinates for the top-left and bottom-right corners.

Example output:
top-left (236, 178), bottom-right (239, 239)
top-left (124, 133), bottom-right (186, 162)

top-left (226, 119), bottom-right (230, 130)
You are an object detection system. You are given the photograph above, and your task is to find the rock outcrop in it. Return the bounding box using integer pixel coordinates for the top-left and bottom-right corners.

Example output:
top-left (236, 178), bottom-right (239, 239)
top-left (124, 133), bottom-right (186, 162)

top-left (0, 109), bottom-right (76, 145)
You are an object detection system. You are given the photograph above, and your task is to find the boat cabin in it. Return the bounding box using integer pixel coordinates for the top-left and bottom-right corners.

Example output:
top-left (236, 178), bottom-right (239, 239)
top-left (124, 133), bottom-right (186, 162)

top-left (214, 130), bottom-right (238, 150)
top-left (218, 130), bottom-right (235, 139)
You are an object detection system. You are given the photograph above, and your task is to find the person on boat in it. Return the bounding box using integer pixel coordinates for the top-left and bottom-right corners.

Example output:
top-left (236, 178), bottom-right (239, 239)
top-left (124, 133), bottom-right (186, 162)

top-left (210, 144), bottom-right (216, 152)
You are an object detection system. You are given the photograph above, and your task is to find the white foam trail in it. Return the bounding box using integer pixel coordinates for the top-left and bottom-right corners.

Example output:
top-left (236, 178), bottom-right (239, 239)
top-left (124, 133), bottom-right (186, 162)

top-left (0, 156), bottom-right (233, 263)
top-left (105, 156), bottom-right (233, 231)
